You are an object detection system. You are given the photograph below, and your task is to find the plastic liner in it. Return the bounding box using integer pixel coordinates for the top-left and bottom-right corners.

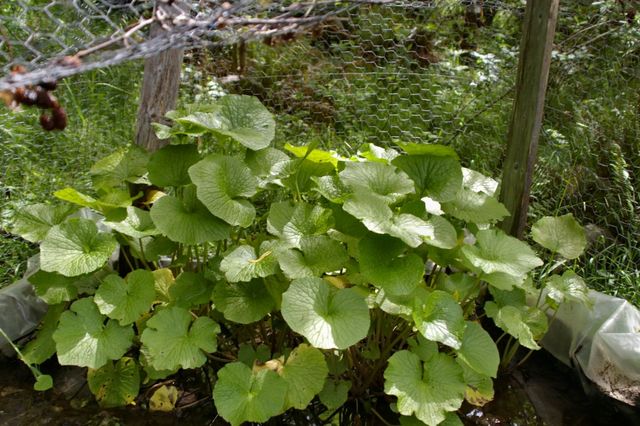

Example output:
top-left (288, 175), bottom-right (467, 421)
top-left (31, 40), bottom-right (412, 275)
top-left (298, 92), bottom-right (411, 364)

top-left (541, 290), bottom-right (640, 406)
top-left (0, 256), bottom-right (47, 356)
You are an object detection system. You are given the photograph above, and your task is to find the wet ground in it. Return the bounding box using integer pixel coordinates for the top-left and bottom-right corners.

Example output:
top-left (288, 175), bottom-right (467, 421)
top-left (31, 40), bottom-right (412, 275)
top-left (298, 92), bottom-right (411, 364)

top-left (0, 350), bottom-right (638, 426)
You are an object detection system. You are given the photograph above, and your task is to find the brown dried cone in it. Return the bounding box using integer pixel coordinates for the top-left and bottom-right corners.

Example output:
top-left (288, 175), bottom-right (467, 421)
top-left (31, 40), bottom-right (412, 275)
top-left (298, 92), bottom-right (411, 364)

top-left (39, 113), bottom-right (55, 131)
top-left (51, 106), bottom-right (67, 130)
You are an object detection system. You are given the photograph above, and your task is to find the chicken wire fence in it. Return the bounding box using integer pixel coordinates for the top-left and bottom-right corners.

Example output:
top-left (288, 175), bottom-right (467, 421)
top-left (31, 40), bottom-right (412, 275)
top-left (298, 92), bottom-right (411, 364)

top-left (1, 0), bottom-right (639, 297)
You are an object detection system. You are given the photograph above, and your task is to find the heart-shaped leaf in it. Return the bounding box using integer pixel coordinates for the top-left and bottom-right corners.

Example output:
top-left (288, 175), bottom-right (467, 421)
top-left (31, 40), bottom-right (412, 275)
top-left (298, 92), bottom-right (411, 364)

top-left (90, 146), bottom-right (149, 188)
top-left (150, 186), bottom-right (231, 244)
top-left (531, 214), bottom-right (586, 259)
top-left (140, 306), bottom-right (219, 370)
top-left (53, 297), bottom-right (134, 369)
top-left (442, 188), bottom-right (509, 224)
top-left (40, 218), bottom-right (117, 277)
top-left (384, 351), bottom-right (465, 426)
top-left (545, 270), bottom-right (590, 307)
top-left (212, 279), bottom-right (276, 324)
top-left (176, 95), bottom-right (275, 150)
top-left (28, 270), bottom-right (80, 304)
top-left (455, 321), bottom-right (499, 378)
top-left (339, 161), bottom-right (414, 203)
top-left (279, 344), bottom-right (328, 410)
top-left (220, 242), bottom-right (278, 282)
top-left (87, 357), bottom-right (140, 407)
top-left (485, 303), bottom-right (547, 350)
top-left (189, 154), bottom-right (258, 227)
top-left (212, 361), bottom-right (286, 426)
top-left (94, 269), bottom-right (156, 325)
top-left (11, 203), bottom-right (77, 242)
top-left (267, 202), bottom-right (334, 248)
top-left (277, 236), bottom-right (348, 279)
top-left (359, 234), bottom-right (424, 296)
top-left (461, 229), bottom-right (542, 278)
top-left (413, 290), bottom-right (465, 349)
top-left (281, 277), bottom-right (370, 349)
top-left (147, 144), bottom-right (201, 187)
top-left (169, 271), bottom-right (215, 308)
top-left (105, 206), bottom-right (159, 239)
top-left (392, 153), bottom-right (462, 202)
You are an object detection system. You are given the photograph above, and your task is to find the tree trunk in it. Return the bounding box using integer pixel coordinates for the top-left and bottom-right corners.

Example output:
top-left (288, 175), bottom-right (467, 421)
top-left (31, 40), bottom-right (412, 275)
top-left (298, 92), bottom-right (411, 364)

top-left (499, 0), bottom-right (560, 238)
top-left (134, 2), bottom-right (186, 152)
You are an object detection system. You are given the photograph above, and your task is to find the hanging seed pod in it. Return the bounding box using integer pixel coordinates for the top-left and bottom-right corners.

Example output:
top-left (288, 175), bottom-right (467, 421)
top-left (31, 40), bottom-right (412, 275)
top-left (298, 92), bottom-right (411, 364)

top-left (39, 113), bottom-right (55, 131)
top-left (38, 80), bottom-right (58, 91)
top-left (51, 106), bottom-right (67, 130)
top-left (35, 88), bottom-right (56, 109)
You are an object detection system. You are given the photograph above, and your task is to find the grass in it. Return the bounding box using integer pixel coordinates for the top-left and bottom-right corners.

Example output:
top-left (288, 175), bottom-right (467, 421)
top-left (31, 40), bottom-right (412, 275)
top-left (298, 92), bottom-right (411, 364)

top-left (0, 64), bottom-right (140, 287)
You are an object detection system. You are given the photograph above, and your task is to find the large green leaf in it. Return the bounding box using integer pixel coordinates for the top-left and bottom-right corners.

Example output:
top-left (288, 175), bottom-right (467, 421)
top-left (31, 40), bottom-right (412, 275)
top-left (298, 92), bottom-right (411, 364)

top-left (343, 191), bottom-right (442, 248)
top-left (279, 344), bottom-right (328, 410)
top-left (267, 202), bottom-right (333, 249)
top-left (275, 158), bottom-right (335, 193)
top-left (413, 290), bottom-right (466, 349)
top-left (40, 218), bottom-right (117, 277)
top-left (147, 144), bottom-right (201, 187)
top-left (90, 146), bottom-right (149, 188)
top-left (105, 206), bottom-right (159, 239)
top-left (169, 271), bottom-right (215, 308)
top-left (461, 229), bottom-right (542, 278)
top-left (176, 95), bottom-right (275, 150)
top-left (28, 270), bottom-right (79, 304)
top-left (442, 188), bottom-right (509, 224)
top-left (140, 306), bottom-right (220, 370)
top-left (212, 362), bottom-right (286, 426)
top-left (220, 242), bottom-right (278, 282)
top-left (284, 143), bottom-right (340, 167)
top-left (277, 236), bottom-right (348, 279)
top-left (11, 203), bottom-right (77, 242)
top-left (338, 161), bottom-right (414, 203)
top-left (458, 360), bottom-right (494, 406)
top-left (245, 147), bottom-right (289, 187)
top-left (188, 154), bottom-right (258, 227)
top-left (531, 214), bottom-right (586, 259)
top-left (545, 270), bottom-right (590, 307)
top-left (212, 279), bottom-right (275, 324)
top-left (54, 187), bottom-right (138, 215)
top-left (392, 154), bottom-right (462, 202)
top-left (53, 298), bottom-right (134, 369)
top-left (359, 234), bottom-right (424, 296)
top-left (319, 379), bottom-right (351, 411)
top-left (94, 270), bottom-right (156, 325)
top-left (281, 277), bottom-right (370, 349)
top-left (484, 303), bottom-right (547, 350)
top-left (22, 304), bottom-right (66, 365)
top-left (150, 186), bottom-right (231, 244)
top-left (87, 357), bottom-right (140, 408)
top-left (455, 322), bottom-right (499, 378)
top-left (384, 351), bottom-right (465, 426)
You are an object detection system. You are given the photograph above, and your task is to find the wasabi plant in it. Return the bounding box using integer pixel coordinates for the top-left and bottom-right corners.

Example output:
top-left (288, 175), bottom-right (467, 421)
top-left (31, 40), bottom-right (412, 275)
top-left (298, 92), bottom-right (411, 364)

top-left (9, 95), bottom-right (589, 425)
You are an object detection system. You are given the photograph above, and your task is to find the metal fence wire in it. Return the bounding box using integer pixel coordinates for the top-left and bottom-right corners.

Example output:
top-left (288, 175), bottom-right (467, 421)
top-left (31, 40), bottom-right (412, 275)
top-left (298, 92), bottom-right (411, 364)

top-left (0, 0), bottom-right (639, 301)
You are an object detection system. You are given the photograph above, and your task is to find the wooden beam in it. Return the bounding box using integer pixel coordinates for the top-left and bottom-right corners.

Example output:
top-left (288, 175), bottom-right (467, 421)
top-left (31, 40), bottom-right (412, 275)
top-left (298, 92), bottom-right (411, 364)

top-left (499, 0), bottom-right (560, 238)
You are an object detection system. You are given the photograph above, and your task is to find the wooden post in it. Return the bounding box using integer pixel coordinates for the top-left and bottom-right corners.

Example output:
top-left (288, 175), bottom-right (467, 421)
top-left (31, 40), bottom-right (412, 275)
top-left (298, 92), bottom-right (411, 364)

top-left (135, 2), bottom-right (186, 152)
top-left (499, 0), bottom-right (559, 238)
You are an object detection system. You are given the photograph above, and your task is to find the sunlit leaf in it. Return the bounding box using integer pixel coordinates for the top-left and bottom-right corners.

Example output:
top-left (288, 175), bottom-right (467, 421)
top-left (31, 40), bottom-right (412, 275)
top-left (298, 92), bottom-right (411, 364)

top-left (94, 270), bottom-right (156, 325)
top-left (282, 277), bottom-right (370, 349)
top-left (531, 214), bottom-right (586, 259)
top-left (40, 218), bottom-right (117, 277)
top-left (11, 203), bottom-right (77, 242)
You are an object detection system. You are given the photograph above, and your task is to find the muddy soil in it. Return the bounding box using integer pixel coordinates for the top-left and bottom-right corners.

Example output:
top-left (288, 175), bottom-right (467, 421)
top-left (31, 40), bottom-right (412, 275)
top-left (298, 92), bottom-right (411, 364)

top-left (0, 350), bottom-right (638, 426)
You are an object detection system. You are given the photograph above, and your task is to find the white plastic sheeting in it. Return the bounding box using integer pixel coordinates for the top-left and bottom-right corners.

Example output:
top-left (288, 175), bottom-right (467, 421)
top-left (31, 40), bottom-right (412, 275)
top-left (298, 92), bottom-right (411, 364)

top-left (541, 290), bottom-right (640, 406)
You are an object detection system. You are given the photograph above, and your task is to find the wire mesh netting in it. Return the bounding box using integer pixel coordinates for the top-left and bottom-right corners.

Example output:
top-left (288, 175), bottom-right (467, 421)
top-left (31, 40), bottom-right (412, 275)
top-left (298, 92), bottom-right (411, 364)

top-left (1, 0), bottom-right (639, 302)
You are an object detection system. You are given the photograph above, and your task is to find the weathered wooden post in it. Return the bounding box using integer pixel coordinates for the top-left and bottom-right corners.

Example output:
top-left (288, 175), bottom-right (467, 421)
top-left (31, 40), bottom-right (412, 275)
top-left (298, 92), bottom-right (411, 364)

top-left (135, 1), bottom-right (187, 152)
top-left (499, 0), bottom-right (560, 238)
